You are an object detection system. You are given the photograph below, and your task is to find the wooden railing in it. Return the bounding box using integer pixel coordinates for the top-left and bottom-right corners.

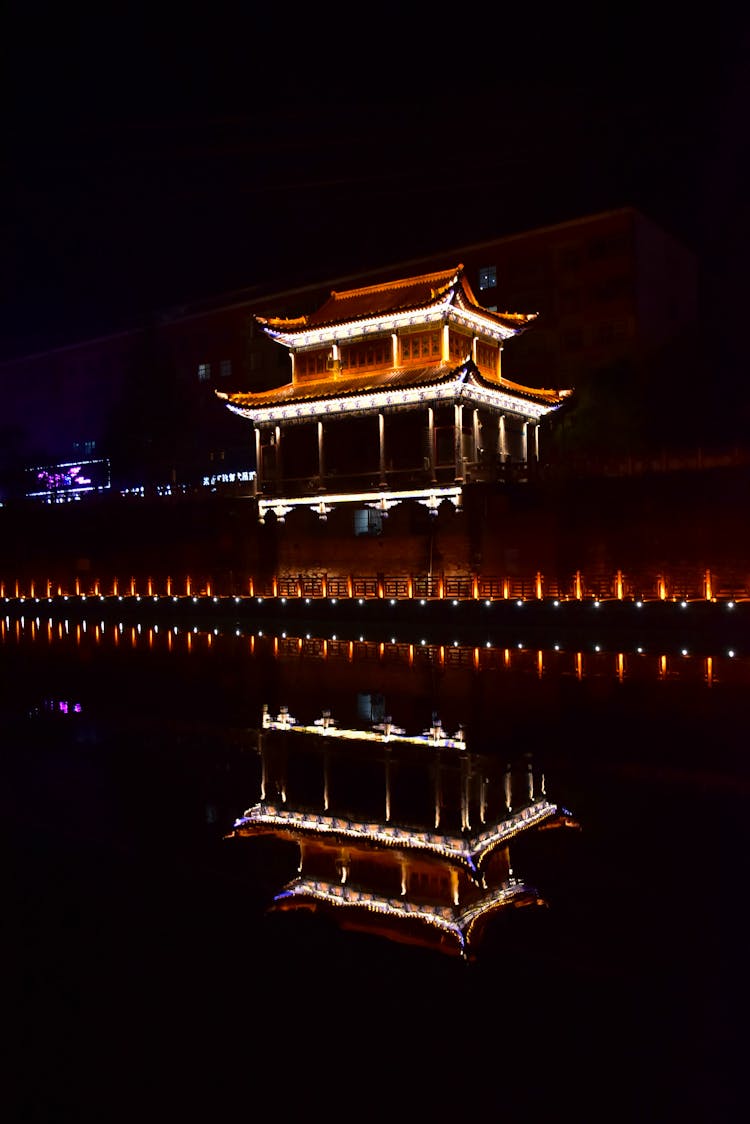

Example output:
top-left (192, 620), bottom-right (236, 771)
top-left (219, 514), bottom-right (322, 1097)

top-left (2, 566), bottom-right (748, 602)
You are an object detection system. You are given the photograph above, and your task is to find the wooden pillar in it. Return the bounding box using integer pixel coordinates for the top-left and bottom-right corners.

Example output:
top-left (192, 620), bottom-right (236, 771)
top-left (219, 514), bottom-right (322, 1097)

top-left (385, 753), bottom-right (391, 823)
top-left (427, 407), bottom-right (436, 481)
top-left (274, 425), bottom-right (282, 492)
top-left (461, 756), bottom-right (471, 832)
top-left (454, 403), bottom-right (464, 481)
top-left (450, 868), bottom-right (460, 907)
top-left (323, 750), bottom-right (330, 812)
top-left (441, 322), bottom-right (450, 362)
top-left (317, 421), bottom-right (325, 486)
top-left (378, 412), bottom-right (386, 484)
top-left (498, 414), bottom-right (507, 459)
top-left (254, 428), bottom-right (261, 494)
top-left (434, 755), bottom-right (442, 830)
top-left (259, 731), bottom-right (267, 800)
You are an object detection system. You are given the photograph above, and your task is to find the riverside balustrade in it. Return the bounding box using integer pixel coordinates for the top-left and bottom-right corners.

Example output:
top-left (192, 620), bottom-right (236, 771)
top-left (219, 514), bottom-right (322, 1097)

top-left (1, 566), bottom-right (748, 603)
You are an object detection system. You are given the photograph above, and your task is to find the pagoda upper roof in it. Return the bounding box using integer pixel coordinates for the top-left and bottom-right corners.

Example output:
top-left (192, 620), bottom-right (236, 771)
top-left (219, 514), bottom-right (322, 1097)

top-left (257, 264), bottom-right (536, 340)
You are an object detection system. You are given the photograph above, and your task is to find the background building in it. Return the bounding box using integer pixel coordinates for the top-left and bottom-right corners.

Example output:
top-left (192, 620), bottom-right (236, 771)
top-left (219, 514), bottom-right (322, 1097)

top-left (0, 206), bottom-right (701, 499)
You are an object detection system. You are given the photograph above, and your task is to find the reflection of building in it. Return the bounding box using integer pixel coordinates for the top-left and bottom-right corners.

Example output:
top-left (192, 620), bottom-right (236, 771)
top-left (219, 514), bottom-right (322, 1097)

top-left (226, 707), bottom-right (578, 960)
top-left (218, 264), bottom-right (569, 528)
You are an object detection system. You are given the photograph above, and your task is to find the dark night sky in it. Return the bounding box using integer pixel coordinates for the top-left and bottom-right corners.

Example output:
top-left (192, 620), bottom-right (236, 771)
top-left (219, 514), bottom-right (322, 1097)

top-left (2, 10), bottom-right (748, 361)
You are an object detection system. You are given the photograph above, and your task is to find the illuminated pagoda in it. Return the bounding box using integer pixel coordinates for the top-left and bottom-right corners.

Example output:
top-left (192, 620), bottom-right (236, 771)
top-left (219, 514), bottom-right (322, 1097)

top-left (217, 265), bottom-right (570, 526)
top-left (226, 706), bottom-right (579, 960)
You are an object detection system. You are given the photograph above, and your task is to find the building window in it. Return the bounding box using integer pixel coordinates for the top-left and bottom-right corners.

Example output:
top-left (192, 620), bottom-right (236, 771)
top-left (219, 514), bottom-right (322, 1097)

top-left (343, 338), bottom-right (391, 370)
top-left (357, 692), bottom-right (386, 722)
top-left (478, 265), bottom-right (497, 290)
top-left (296, 349), bottom-right (330, 378)
top-left (354, 508), bottom-right (383, 536)
top-left (198, 363), bottom-right (211, 381)
top-left (449, 330), bottom-right (472, 362)
top-left (559, 288), bottom-right (582, 315)
top-left (562, 328), bottom-right (584, 352)
top-left (400, 331), bottom-right (440, 363)
top-left (476, 341), bottom-right (497, 371)
top-left (219, 359), bottom-right (232, 378)
top-left (558, 246), bottom-right (581, 271)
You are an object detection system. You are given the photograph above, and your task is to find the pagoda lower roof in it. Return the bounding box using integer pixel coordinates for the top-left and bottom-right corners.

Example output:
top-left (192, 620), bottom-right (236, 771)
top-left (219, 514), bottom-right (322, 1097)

top-left (218, 360), bottom-right (566, 423)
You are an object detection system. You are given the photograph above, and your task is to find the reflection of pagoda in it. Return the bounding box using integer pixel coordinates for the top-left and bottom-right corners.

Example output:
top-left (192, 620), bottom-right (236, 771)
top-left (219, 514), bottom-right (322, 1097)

top-left (226, 707), bottom-right (578, 960)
